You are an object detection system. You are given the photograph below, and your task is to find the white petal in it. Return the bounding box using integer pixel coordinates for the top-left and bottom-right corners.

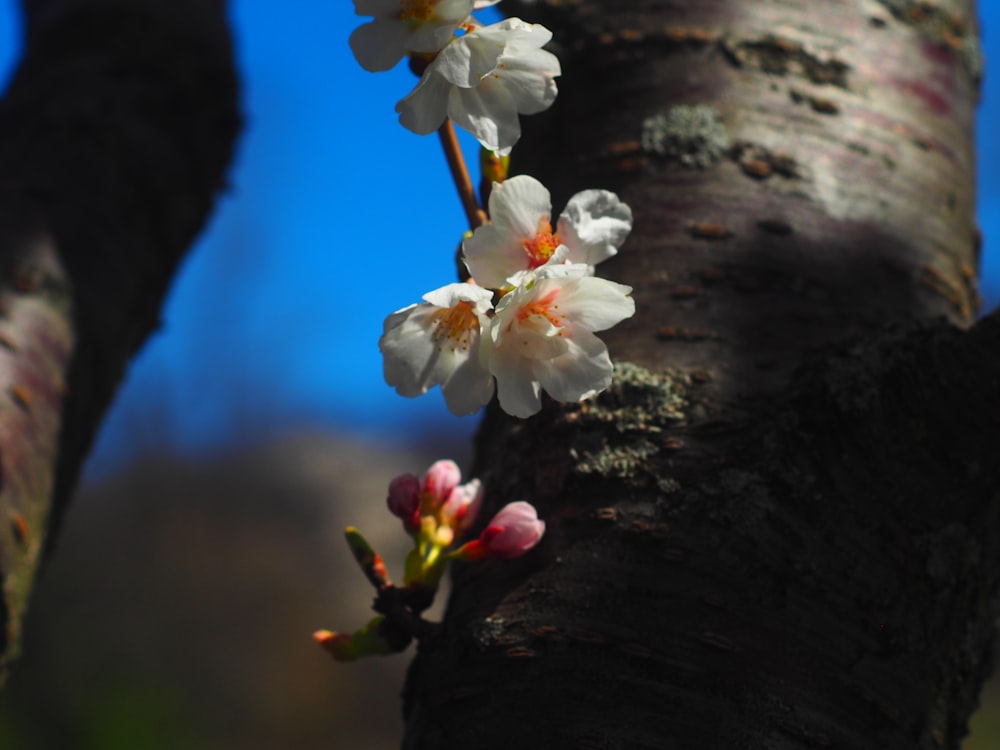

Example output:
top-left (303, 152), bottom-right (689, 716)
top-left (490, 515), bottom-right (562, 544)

top-left (533, 328), bottom-right (614, 403)
top-left (495, 47), bottom-right (560, 114)
top-left (488, 175), bottom-right (551, 238)
top-left (350, 19), bottom-right (408, 72)
top-left (409, 22), bottom-right (465, 54)
top-left (557, 190), bottom-right (633, 265)
top-left (441, 343), bottom-right (495, 415)
top-left (435, 0), bottom-right (476, 22)
top-left (422, 282), bottom-right (494, 311)
top-left (555, 276), bottom-right (635, 332)
top-left (490, 282), bottom-right (569, 359)
top-left (434, 31), bottom-right (503, 86)
top-left (449, 78), bottom-right (520, 154)
top-left (518, 321), bottom-right (570, 359)
top-left (380, 304), bottom-right (442, 396)
top-left (462, 224), bottom-right (528, 289)
top-left (475, 19), bottom-right (552, 51)
top-left (532, 260), bottom-right (591, 282)
top-left (492, 353), bottom-right (543, 418)
top-left (396, 71), bottom-right (452, 134)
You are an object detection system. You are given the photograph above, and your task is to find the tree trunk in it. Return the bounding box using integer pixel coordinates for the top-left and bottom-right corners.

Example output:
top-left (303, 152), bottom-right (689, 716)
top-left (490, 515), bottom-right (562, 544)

top-left (402, 1), bottom-right (1000, 747)
top-left (0, 0), bottom-right (239, 677)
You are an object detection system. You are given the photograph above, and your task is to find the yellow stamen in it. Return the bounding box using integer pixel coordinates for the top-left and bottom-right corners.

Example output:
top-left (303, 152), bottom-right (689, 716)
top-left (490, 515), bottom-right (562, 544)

top-left (523, 220), bottom-right (561, 267)
top-left (430, 301), bottom-right (478, 353)
top-left (400, 0), bottom-right (435, 22)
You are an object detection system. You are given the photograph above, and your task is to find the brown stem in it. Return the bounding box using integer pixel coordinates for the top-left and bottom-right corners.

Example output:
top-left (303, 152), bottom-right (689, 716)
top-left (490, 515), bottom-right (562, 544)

top-left (437, 119), bottom-right (488, 230)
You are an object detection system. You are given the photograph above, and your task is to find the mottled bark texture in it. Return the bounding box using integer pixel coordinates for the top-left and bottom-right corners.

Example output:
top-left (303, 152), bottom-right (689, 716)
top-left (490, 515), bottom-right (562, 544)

top-left (0, 0), bottom-right (239, 676)
top-left (402, 1), bottom-right (1000, 748)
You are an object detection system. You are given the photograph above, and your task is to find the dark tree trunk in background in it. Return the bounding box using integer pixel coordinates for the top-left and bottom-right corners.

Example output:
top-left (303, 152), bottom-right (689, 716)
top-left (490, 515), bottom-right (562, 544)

top-left (403, 1), bottom-right (1000, 748)
top-left (0, 0), bottom-right (239, 676)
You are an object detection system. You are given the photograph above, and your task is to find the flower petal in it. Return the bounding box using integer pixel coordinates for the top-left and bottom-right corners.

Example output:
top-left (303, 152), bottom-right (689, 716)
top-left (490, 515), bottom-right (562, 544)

top-left (380, 304), bottom-right (444, 397)
top-left (422, 282), bottom-right (494, 310)
top-left (557, 189), bottom-right (633, 265)
top-left (397, 70), bottom-right (452, 134)
top-left (433, 30), bottom-right (503, 86)
top-left (491, 352), bottom-right (543, 418)
top-left (554, 276), bottom-right (635, 332)
top-left (448, 78), bottom-right (521, 154)
top-left (462, 224), bottom-right (528, 289)
top-left (474, 18), bottom-right (552, 50)
top-left (487, 175), bottom-right (551, 237)
top-left (494, 47), bottom-right (560, 114)
top-left (350, 18), bottom-right (409, 72)
top-left (533, 328), bottom-right (614, 403)
top-left (441, 339), bottom-right (495, 415)
top-left (411, 0), bottom-right (476, 51)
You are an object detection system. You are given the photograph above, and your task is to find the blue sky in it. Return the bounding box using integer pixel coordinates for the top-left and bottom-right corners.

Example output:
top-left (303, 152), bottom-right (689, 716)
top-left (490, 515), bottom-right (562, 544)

top-left (0, 3), bottom-right (996, 477)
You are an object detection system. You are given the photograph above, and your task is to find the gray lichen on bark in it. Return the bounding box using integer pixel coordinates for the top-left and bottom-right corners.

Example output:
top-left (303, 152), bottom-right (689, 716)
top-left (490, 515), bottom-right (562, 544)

top-left (641, 106), bottom-right (731, 168)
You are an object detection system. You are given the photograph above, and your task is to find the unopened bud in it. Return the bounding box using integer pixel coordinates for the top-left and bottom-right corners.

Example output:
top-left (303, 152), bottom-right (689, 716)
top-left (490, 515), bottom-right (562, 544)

top-left (455, 501), bottom-right (545, 560)
top-left (387, 473), bottom-right (421, 533)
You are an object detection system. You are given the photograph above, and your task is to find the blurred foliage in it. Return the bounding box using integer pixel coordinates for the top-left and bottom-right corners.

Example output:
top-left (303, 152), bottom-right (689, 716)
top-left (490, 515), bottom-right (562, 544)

top-left (0, 433), bottom-right (467, 749)
top-left (967, 681), bottom-right (1000, 749)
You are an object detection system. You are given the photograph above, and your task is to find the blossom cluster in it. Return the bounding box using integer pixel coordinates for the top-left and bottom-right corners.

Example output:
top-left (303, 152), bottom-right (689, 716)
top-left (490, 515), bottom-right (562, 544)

top-left (381, 175), bottom-right (634, 417)
top-left (350, 0), bottom-right (636, 419)
top-left (320, 0), bottom-right (634, 665)
top-left (351, 0), bottom-right (559, 154)
top-left (388, 459), bottom-right (544, 572)
top-left (315, 460), bottom-right (544, 660)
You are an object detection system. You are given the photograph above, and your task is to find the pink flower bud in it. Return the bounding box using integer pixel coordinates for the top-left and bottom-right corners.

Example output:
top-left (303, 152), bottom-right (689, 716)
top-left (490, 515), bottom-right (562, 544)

top-left (387, 473), bottom-right (420, 533)
top-left (459, 502), bottom-right (545, 560)
top-left (420, 459), bottom-right (461, 509)
top-left (441, 479), bottom-right (483, 534)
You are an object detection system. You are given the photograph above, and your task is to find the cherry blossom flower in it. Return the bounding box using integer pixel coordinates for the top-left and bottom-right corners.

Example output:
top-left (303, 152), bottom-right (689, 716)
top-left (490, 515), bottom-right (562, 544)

top-left (380, 282), bottom-right (495, 415)
top-left (396, 18), bottom-right (560, 154)
top-left (456, 501), bottom-right (545, 559)
top-left (350, 0), bottom-right (499, 73)
top-left (484, 262), bottom-right (635, 418)
top-left (463, 175), bottom-right (633, 288)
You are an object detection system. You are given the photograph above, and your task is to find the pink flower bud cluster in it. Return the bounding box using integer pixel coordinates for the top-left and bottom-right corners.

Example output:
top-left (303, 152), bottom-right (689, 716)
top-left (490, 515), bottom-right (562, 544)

top-left (387, 459), bottom-right (543, 560)
top-left (387, 459), bottom-right (483, 537)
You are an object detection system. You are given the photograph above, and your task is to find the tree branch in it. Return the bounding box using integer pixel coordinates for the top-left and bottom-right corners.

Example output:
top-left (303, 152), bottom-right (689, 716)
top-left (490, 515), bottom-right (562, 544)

top-left (0, 0), bottom-right (240, 677)
top-left (402, 1), bottom-right (995, 747)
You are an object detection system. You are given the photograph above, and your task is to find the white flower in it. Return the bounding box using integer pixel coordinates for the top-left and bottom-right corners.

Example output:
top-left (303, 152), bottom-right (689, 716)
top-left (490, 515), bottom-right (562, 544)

top-left (396, 18), bottom-right (560, 154)
top-left (463, 175), bottom-right (633, 288)
top-left (484, 263), bottom-right (635, 418)
top-left (380, 283), bottom-right (495, 415)
top-left (350, 0), bottom-right (492, 72)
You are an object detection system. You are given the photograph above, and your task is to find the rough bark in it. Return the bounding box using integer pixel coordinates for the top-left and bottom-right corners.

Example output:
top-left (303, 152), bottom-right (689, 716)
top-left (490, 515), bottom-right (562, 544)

top-left (402, 1), bottom-right (1000, 748)
top-left (0, 0), bottom-right (239, 676)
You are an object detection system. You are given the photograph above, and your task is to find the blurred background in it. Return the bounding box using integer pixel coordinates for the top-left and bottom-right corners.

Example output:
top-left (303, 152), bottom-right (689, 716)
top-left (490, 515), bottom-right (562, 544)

top-left (0, 1), bottom-right (998, 748)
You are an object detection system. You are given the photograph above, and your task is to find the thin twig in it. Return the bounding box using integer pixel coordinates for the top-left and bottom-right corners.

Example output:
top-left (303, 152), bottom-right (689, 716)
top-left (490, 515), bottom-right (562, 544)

top-left (438, 119), bottom-right (488, 230)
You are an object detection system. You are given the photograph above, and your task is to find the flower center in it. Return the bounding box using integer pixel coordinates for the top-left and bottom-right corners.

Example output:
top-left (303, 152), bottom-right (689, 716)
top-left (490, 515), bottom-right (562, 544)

top-left (516, 290), bottom-right (564, 329)
top-left (522, 220), bottom-right (561, 268)
top-left (430, 301), bottom-right (478, 352)
top-left (400, 0), bottom-right (435, 22)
